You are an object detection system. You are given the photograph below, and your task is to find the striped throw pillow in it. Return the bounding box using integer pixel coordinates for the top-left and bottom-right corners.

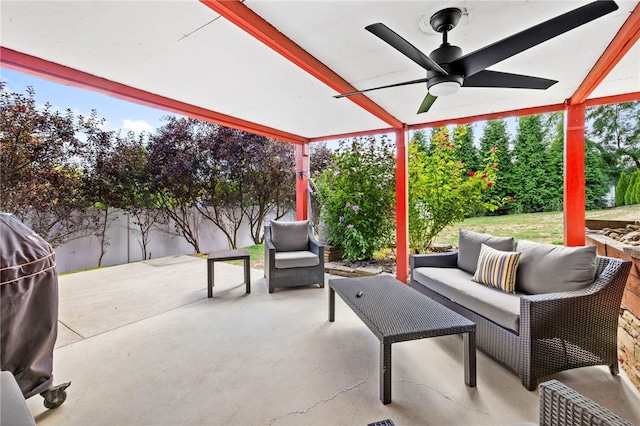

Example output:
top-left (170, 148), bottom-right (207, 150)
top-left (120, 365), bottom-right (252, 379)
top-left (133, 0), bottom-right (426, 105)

top-left (472, 244), bottom-right (521, 293)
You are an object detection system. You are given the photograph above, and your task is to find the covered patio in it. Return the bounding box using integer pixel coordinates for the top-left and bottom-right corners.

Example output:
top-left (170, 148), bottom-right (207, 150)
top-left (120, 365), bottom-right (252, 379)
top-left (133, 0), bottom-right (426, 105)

top-left (2, 1), bottom-right (640, 424)
top-left (2, 0), bottom-right (640, 282)
top-left (24, 259), bottom-right (640, 425)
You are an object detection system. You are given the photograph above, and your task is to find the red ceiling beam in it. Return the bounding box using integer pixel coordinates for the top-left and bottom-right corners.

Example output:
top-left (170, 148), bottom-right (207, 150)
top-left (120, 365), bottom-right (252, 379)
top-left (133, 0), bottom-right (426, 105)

top-left (200, 0), bottom-right (404, 130)
top-left (309, 127), bottom-right (395, 143)
top-left (586, 91), bottom-right (640, 107)
top-left (570, 3), bottom-right (640, 105)
top-left (0, 47), bottom-right (308, 144)
top-left (408, 103), bottom-right (566, 130)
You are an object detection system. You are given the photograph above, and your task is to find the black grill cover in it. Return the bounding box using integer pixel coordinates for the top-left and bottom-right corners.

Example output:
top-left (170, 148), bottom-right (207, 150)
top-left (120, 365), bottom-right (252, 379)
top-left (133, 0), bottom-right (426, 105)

top-left (1, 212), bottom-right (58, 398)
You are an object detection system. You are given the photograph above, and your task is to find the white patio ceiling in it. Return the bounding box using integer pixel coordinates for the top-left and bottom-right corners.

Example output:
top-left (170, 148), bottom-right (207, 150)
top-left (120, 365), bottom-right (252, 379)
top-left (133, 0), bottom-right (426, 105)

top-left (1, 1), bottom-right (639, 142)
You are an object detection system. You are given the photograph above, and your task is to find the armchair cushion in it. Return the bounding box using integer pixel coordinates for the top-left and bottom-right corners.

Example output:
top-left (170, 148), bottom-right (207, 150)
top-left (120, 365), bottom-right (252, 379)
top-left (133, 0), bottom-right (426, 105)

top-left (275, 251), bottom-right (320, 269)
top-left (270, 220), bottom-right (310, 252)
top-left (457, 228), bottom-right (515, 274)
top-left (515, 240), bottom-right (597, 294)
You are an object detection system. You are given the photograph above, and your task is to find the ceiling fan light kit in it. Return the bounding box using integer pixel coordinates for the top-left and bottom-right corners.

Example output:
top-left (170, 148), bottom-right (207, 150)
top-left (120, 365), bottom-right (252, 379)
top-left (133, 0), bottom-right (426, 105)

top-left (335, 1), bottom-right (619, 114)
top-left (428, 80), bottom-right (461, 97)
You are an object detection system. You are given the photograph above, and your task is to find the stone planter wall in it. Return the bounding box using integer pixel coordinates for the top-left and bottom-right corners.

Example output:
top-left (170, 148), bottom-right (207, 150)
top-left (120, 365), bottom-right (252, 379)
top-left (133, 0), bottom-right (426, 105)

top-left (586, 228), bottom-right (640, 391)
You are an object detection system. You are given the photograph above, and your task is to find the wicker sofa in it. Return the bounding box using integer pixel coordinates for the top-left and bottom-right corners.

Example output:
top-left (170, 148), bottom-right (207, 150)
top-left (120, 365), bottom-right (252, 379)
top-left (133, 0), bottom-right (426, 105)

top-left (410, 229), bottom-right (631, 390)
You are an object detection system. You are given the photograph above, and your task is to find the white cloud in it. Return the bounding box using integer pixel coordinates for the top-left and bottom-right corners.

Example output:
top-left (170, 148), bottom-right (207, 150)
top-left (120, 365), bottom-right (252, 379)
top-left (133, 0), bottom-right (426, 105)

top-left (122, 119), bottom-right (154, 134)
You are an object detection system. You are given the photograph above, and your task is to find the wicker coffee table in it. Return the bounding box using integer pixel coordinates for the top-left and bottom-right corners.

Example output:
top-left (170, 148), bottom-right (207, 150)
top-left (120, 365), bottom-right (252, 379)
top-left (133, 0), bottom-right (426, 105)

top-left (329, 275), bottom-right (476, 404)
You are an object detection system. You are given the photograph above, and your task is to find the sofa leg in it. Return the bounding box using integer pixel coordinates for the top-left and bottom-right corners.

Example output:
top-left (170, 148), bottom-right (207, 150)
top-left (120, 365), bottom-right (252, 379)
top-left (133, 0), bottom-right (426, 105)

top-left (522, 375), bottom-right (537, 391)
top-left (610, 363), bottom-right (619, 376)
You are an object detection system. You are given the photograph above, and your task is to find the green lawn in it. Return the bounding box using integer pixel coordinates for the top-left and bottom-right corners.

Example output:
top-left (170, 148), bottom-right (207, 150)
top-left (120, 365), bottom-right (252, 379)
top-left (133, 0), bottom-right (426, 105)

top-left (436, 204), bottom-right (640, 246)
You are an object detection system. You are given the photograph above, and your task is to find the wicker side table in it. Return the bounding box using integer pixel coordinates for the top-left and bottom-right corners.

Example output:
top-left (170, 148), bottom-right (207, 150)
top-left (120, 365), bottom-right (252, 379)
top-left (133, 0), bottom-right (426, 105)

top-left (329, 275), bottom-right (476, 404)
top-left (207, 249), bottom-right (250, 298)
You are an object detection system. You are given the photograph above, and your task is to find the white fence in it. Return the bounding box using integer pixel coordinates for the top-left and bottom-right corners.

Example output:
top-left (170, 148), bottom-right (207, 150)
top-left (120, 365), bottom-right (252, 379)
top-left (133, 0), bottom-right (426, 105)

top-left (54, 208), bottom-right (295, 273)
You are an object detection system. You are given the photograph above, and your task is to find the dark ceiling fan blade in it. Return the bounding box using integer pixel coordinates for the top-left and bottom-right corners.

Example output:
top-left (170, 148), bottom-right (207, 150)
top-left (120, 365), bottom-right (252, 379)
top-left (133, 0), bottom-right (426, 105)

top-left (333, 78), bottom-right (429, 98)
top-left (417, 93), bottom-right (438, 114)
top-left (463, 70), bottom-right (557, 89)
top-left (365, 23), bottom-right (449, 75)
top-left (452, 0), bottom-right (619, 78)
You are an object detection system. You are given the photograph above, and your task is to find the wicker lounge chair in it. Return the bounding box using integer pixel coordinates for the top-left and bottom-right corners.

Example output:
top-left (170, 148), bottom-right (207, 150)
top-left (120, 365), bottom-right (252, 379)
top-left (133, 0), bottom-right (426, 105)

top-left (539, 379), bottom-right (634, 426)
top-left (264, 220), bottom-right (324, 293)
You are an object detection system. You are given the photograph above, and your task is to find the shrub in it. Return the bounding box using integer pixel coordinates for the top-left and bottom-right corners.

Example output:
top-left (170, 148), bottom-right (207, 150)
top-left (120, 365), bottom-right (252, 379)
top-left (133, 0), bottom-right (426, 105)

top-left (625, 171), bottom-right (638, 205)
top-left (408, 129), bottom-right (504, 253)
top-left (315, 136), bottom-right (396, 262)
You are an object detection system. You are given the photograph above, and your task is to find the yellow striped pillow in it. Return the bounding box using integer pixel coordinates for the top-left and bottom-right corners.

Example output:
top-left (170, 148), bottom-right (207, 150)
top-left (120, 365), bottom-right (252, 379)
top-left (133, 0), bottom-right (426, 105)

top-left (472, 244), bottom-right (521, 293)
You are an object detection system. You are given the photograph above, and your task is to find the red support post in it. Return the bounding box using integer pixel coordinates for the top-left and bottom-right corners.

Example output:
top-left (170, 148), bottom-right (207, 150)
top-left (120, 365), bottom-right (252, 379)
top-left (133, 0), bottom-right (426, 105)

top-left (296, 143), bottom-right (310, 221)
top-left (564, 103), bottom-right (586, 246)
top-left (395, 127), bottom-right (409, 284)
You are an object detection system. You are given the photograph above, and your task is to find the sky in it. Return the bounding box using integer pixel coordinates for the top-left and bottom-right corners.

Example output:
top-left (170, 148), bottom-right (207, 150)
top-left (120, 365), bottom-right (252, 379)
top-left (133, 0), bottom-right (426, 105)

top-left (1, 68), bottom-right (173, 136)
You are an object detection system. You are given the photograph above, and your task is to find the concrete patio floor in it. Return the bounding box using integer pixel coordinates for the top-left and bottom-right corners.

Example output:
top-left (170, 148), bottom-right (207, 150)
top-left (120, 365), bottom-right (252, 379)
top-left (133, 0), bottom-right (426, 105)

top-left (25, 255), bottom-right (640, 426)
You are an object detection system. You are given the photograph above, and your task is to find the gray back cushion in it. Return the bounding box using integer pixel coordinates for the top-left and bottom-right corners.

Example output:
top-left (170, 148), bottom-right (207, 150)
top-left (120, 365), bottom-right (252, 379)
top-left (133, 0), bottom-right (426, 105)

top-left (457, 228), bottom-right (515, 274)
top-left (270, 220), bottom-right (310, 251)
top-left (515, 240), bottom-right (597, 294)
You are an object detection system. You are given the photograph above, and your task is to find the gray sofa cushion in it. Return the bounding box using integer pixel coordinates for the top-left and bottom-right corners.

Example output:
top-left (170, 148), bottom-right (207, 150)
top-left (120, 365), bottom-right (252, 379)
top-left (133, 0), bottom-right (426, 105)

top-left (515, 240), bottom-right (597, 294)
top-left (271, 220), bottom-right (309, 251)
top-left (457, 229), bottom-right (515, 274)
top-left (413, 266), bottom-right (522, 332)
top-left (275, 251), bottom-right (319, 269)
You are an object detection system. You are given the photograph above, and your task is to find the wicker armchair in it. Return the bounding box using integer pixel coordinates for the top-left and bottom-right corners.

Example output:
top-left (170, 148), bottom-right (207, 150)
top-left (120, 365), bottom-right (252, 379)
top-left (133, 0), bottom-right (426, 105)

top-left (410, 252), bottom-right (631, 390)
top-left (539, 379), bottom-right (634, 426)
top-left (264, 221), bottom-right (324, 293)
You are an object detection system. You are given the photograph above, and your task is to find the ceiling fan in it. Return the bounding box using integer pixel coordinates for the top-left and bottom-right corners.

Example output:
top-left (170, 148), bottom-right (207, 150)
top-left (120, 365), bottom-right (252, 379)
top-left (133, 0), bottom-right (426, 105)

top-left (334, 1), bottom-right (619, 114)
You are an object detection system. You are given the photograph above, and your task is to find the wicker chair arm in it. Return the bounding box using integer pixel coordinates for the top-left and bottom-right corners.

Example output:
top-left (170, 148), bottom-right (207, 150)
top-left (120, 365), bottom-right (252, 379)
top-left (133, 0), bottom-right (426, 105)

top-left (410, 251), bottom-right (458, 269)
top-left (520, 257), bottom-right (631, 338)
top-left (308, 226), bottom-right (324, 258)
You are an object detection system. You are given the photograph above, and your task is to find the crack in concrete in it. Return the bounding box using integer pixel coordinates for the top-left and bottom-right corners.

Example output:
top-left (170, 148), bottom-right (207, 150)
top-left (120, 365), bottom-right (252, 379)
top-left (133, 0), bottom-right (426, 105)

top-left (395, 379), bottom-right (490, 417)
top-left (268, 362), bottom-right (374, 426)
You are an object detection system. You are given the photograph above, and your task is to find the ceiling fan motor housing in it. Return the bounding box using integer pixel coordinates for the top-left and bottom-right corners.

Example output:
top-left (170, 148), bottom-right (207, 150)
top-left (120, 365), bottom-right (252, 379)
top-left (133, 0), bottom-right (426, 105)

top-left (427, 43), bottom-right (464, 89)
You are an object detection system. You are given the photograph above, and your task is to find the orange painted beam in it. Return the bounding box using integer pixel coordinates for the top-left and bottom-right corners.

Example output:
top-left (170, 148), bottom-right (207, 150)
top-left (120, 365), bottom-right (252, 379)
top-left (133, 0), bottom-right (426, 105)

top-left (586, 91), bottom-right (640, 107)
top-left (309, 127), bottom-right (395, 143)
top-left (395, 127), bottom-right (409, 284)
top-left (570, 3), bottom-right (640, 105)
top-left (200, 0), bottom-right (403, 130)
top-left (409, 103), bottom-right (566, 131)
top-left (295, 143), bottom-right (310, 220)
top-left (564, 103), bottom-right (586, 246)
top-left (0, 47), bottom-right (308, 144)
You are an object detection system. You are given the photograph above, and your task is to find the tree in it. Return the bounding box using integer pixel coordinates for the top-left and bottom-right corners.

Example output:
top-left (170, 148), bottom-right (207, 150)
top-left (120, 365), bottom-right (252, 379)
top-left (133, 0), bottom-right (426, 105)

top-left (147, 116), bottom-right (204, 253)
top-left (238, 136), bottom-right (295, 245)
top-left (411, 129), bottom-right (429, 152)
top-left (0, 83), bottom-right (94, 246)
top-left (584, 139), bottom-right (612, 210)
top-left (511, 115), bottom-right (553, 213)
top-left (478, 120), bottom-right (514, 213)
top-left (616, 172), bottom-right (630, 206)
top-left (309, 142), bottom-right (333, 233)
top-left (453, 124), bottom-right (479, 174)
top-left (625, 171), bottom-right (638, 205)
top-left (84, 129), bottom-right (160, 260)
top-left (588, 101), bottom-right (640, 176)
top-left (81, 117), bottom-right (120, 267)
top-left (545, 114), bottom-right (565, 211)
